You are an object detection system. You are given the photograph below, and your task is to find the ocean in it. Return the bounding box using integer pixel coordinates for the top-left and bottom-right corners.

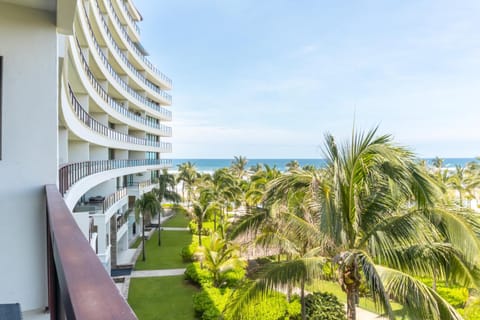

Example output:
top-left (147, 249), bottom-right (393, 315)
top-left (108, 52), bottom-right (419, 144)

top-left (171, 158), bottom-right (477, 173)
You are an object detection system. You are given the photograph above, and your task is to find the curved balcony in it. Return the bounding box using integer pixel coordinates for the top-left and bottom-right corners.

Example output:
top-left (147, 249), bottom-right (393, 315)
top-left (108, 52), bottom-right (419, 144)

top-left (80, 1), bottom-right (172, 104)
top-left (117, 0), bottom-right (140, 37)
top-left (103, 0), bottom-right (172, 89)
top-left (66, 83), bottom-right (171, 151)
top-left (59, 159), bottom-right (172, 197)
top-left (72, 36), bottom-right (172, 131)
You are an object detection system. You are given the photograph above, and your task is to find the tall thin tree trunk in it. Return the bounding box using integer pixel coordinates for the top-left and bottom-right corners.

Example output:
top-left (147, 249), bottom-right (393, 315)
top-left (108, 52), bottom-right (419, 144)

top-left (213, 211), bottom-right (217, 232)
top-left (346, 286), bottom-right (357, 320)
top-left (301, 276), bottom-right (306, 320)
top-left (142, 214), bottom-right (146, 261)
top-left (198, 222), bottom-right (202, 246)
top-left (158, 208), bottom-right (162, 246)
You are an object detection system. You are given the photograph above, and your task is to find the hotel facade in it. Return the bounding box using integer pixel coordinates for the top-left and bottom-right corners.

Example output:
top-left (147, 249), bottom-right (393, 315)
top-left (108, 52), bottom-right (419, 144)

top-left (0, 0), bottom-right (171, 317)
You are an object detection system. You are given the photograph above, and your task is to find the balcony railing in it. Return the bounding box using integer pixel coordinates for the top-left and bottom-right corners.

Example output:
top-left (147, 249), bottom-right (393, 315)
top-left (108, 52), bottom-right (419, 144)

top-left (67, 84), bottom-right (172, 149)
top-left (59, 159), bottom-right (172, 195)
top-left (103, 0), bottom-right (172, 87)
top-left (102, 187), bottom-right (127, 212)
top-left (78, 3), bottom-right (172, 105)
top-left (118, 0), bottom-right (140, 36)
top-left (46, 184), bottom-right (137, 319)
top-left (74, 38), bottom-right (172, 121)
top-left (74, 37), bottom-right (172, 123)
top-left (89, 1), bottom-right (171, 104)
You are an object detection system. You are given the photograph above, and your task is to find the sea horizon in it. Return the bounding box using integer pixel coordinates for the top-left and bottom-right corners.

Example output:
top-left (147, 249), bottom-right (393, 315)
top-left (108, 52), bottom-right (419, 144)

top-left (171, 157), bottom-right (478, 173)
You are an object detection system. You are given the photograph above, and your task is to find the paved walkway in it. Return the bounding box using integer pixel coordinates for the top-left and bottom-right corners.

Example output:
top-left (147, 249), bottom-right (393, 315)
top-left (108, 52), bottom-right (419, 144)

top-left (130, 268), bottom-right (186, 278)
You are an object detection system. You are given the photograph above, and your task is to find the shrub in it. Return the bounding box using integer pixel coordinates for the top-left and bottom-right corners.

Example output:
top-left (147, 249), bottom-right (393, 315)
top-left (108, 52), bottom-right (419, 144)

top-left (185, 262), bottom-right (213, 286)
top-left (193, 286), bottom-right (233, 320)
top-left (189, 220), bottom-right (215, 235)
top-left (225, 291), bottom-right (301, 320)
top-left (222, 266), bottom-right (246, 288)
top-left (463, 298), bottom-right (480, 320)
top-left (304, 292), bottom-right (346, 320)
top-left (437, 286), bottom-right (469, 309)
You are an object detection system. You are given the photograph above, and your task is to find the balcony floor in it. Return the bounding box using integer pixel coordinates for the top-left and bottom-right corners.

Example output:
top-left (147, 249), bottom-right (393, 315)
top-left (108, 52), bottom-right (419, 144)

top-left (22, 309), bottom-right (49, 320)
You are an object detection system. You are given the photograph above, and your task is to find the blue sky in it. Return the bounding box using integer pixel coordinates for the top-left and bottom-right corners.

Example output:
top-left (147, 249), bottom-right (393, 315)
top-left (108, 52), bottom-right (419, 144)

top-left (135, 0), bottom-right (480, 159)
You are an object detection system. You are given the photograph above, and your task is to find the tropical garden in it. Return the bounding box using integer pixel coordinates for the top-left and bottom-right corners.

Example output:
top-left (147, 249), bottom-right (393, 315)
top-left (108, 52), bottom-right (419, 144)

top-left (131, 128), bottom-right (480, 320)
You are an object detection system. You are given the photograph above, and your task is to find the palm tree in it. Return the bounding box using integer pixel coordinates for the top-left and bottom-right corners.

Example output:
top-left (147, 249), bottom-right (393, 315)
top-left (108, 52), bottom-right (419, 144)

top-left (285, 160), bottom-right (300, 172)
top-left (176, 161), bottom-right (200, 208)
top-left (199, 232), bottom-right (245, 287)
top-left (152, 169), bottom-right (180, 246)
top-left (134, 192), bottom-right (160, 261)
top-left (231, 155), bottom-right (248, 179)
top-left (191, 201), bottom-right (218, 247)
top-left (230, 128), bottom-right (480, 320)
top-left (198, 168), bottom-right (242, 234)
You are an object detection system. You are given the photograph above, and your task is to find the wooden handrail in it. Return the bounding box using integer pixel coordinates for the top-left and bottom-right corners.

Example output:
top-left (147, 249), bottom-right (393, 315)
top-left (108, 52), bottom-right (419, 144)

top-left (46, 184), bottom-right (137, 319)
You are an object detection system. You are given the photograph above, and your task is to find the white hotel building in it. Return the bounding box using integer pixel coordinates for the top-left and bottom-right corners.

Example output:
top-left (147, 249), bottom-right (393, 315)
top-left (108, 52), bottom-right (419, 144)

top-left (0, 0), bottom-right (171, 318)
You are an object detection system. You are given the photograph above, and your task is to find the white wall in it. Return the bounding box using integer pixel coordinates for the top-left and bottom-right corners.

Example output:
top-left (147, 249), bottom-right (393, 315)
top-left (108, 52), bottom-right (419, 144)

top-left (0, 3), bottom-right (58, 311)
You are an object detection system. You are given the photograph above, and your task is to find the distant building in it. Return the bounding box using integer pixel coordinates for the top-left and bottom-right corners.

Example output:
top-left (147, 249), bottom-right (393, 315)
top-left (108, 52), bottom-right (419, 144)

top-left (0, 0), bottom-right (172, 317)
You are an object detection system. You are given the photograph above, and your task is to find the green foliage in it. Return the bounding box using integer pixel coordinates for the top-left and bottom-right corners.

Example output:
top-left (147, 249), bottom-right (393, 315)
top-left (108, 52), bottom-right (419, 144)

top-left (189, 220), bottom-right (214, 235)
top-left (420, 279), bottom-right (469, 308)
top-left (236, 292), bottom-right (301, 320)
top-left (221, 266), bottom-right (246, 287)
top-left (181, 241), bottom-right (198, 262)
top-left (173, 204), bottom-right (188, 215)
top-left (304, 292), bottom-right (347, 320)
top-left (437, 286), bottom-right (469, 309)
top-left (463, 297), bottom-right (480, 320)
top-left (193, 286), bottom-right (233, 320)
top-left (184, 262), bottom-right (213, 286)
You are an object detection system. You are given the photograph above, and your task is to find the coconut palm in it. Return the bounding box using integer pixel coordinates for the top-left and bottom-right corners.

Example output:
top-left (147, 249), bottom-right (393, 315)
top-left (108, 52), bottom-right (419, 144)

top-left (176, 161), bottom-right (200, 208)
top-left (231, 127), bottom-right (480, 320)
top-left (285, 160), bottom-right (300, 172)
top-left (231, 155), bottom-right (248, 179)
top-left (153, 169), bottom-right (181, 246)
top-left (134, 192), bottom-right (160, 261)
top-left (199, 168), bottom-right (242, 234)
top-left (199, 232), bottom-right (245, 287)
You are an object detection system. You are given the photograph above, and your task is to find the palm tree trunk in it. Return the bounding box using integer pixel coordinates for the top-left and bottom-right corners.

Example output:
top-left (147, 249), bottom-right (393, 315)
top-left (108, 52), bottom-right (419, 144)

top-left (300, 276), bottom-right (306, 320)
top-left (158, 208), bottom-right (162, 246)
top-left (346, 286), bottom-right (357, 320)
top-left (142, 214), bottom-right (146, 261)
top-left (198, 222), bottom-right (202, 247)
top-left (213, 211), bottom-right (217, 232)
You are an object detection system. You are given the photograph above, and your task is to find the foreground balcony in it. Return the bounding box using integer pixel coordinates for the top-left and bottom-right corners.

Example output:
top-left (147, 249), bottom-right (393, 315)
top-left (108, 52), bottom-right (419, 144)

top-left (45, 184), bottom-right (137, 319)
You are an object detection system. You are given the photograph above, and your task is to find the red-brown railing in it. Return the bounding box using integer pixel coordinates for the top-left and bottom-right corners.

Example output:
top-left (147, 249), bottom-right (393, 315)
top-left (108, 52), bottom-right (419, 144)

top-left (59, 159), bottom-right (171, 195)
top-left (46, 184), bottom-right (137, 319)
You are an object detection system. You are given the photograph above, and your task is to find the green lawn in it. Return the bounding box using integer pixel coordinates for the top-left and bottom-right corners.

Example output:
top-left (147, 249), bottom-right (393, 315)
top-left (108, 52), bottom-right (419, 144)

top-left (128, 276), bottom-right (199, 320)
top-left (130, 236), bottom-right (142, 249)
top-left (308, 280), bottom-right (411, 319)
top-left (135, 230), bottom-right (191, 270)
top-left (162, 212), bottom-right (190, 228)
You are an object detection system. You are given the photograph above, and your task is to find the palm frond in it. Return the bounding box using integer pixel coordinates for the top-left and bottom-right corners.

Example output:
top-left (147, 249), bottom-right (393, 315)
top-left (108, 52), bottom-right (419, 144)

top-left (377, 265), bottom-right (463, 320)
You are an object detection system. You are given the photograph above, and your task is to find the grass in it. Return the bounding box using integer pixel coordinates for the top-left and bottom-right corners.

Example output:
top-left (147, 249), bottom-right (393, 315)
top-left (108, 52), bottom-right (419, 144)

top-left (308, 280), bottom-right (411, 319)
top-left (130, 236), bottom-right (142, 249)
top-left (162, 212), bottom-right (190, 228)
top-left (128, 276), bottom-right (199, 320)
top-left (135, 229), bottom-right (191, 270)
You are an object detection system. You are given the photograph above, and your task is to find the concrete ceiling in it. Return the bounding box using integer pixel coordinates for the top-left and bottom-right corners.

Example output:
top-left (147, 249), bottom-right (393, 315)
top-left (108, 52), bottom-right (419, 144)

top-left (0, 0), bottom-right (56, 12)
